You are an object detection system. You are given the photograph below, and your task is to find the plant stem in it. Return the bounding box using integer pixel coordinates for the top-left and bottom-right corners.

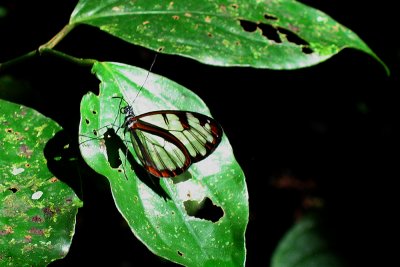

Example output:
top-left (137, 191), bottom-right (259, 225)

top-left (0, 50), bottom-right (38, 72)
top-left (39, 48), bottom-right (97, 67)
top-left (0, 24), bottom-right (96, 72)
top-left (39, 24), bottom-right (75, 50)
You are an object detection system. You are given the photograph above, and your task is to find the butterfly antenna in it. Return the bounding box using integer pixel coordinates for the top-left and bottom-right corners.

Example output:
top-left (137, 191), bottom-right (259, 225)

top-left (131, 53), bottom-right (158, 105)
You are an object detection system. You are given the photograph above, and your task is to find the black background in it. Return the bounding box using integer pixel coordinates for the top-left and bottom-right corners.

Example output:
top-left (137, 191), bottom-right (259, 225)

top-left (0, 1), bottom-right (398, 266)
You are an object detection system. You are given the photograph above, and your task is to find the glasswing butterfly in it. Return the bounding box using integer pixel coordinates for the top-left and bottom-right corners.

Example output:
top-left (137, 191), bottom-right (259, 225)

top-left (118, 102), bottom-right (223, 178)
top-left (80, 57), bottom-right (223, 178)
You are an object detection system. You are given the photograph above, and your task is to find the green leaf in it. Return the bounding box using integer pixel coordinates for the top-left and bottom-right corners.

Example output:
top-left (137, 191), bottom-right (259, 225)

top-left (79, 62), bottom-right (249, 266)
top-left (0, 99), bottom-right (83, 266)
top-left (270, 214), bottom-right (348, 267)
top-left (70, 0), bottom-right (386, 71)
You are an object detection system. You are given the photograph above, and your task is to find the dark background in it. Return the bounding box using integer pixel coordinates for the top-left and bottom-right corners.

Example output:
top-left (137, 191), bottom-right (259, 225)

top-left (0, 1), bottom-right (398, 266)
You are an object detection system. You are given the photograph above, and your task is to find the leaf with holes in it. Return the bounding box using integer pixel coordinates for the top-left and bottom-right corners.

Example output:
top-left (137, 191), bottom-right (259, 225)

top-left (79, 61), bottom-right (249, 266)
top-left (0, 99), bottom-right (83, 266)
top-left (70, 0), bottom-right (386, 71)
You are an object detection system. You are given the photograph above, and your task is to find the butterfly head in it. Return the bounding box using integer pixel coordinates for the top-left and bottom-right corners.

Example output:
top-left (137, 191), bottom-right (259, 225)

top-left (121, 105), bottom-right (135, 117)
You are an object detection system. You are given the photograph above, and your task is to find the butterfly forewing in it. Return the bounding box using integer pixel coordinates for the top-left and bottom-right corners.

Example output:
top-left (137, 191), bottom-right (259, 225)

top-left (127, 110), bottom-right (223, 178)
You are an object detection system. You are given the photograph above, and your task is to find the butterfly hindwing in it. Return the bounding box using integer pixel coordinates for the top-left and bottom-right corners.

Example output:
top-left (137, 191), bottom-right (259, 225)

top-left (125, 110), bottom-right (223, 178)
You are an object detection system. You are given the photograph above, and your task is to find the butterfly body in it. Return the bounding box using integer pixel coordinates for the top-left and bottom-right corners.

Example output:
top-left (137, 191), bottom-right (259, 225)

top-left (120, 105), bottom-right (223, 178)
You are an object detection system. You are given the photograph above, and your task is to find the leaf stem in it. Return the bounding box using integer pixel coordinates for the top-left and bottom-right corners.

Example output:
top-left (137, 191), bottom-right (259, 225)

top-left (0, 24), bottom-right (96, 72)
top-left (40, 24), bottom-right (76, 50)
top-left (39, 48), bottom-right (97, 67)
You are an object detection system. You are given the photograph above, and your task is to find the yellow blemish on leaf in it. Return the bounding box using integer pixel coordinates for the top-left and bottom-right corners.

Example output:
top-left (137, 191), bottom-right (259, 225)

top-left (143, 21), bottom-right (150, 25)
top-left (168, 2), bottom-right (174, 9)
top-left (34, 124), bottom-right (47, 137)
top-left (222, 39), bottom-right (230, 46)
top-left (184, 12), bottom-right (192, 17)
top-left (205, 16), bottom-right (212, 23)
top-left (112, 6), bottom-right (122, 12)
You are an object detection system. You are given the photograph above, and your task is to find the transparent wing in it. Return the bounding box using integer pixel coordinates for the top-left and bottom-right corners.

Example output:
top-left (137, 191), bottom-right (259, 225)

top-left (128, 110), bottom-right (223, 178)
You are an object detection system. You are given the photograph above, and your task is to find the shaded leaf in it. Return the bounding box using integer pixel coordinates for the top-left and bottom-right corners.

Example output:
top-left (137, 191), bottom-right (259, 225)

top-left (0, 99), bottom-right (82, 266)
top-left (70, 0), bottom-right (386, 71)
top-left (79, 62), bottom-right (249, 266)
top-left (271, 214), bottom-right (348, 267)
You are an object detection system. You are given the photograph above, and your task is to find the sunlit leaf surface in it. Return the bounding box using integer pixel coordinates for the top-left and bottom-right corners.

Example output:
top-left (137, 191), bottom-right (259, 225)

top-left (70, 0), bottom-right (385, 70)
top-left (79, 62), bottom-right (249, 266)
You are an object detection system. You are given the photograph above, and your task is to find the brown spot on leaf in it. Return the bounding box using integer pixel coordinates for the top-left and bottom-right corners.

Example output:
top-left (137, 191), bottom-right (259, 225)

top-left (49, 177), bottom-right (59, 183)
top-left (42, 207), bottom-right (56, 217)
top-left (172, 15), bottom-right (179, 20)
top-left (19, 144), bottom-right (33, 158)
top-left (29, 227), bottom-right (44, 235)
top-left (204, 16), bottom-right (211, 23)
top-left (32, 215), bottom-right (44, 223)
top-left (0, 226), bottom-right (13, 235)
top-left (24, 235), bottom-right (32, 242)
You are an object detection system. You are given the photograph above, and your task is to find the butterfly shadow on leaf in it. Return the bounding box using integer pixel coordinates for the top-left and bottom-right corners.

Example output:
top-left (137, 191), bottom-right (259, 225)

top-left (44, 129), bottom-right (84, 197)
top-left (102, 127), bottom-right (172, 200)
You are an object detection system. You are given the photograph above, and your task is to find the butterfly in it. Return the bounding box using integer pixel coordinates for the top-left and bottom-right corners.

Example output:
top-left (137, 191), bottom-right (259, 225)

top-left (117, 102), bottom-right (223, 178)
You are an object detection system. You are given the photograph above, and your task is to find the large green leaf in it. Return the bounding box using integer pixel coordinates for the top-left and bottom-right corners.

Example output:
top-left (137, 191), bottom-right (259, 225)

top-left (270, 214), bottom-right (348, 267)
top-left (70, 0), bottom-right (385, 70)
top-left (0, 99), bottom-right (82, 266)
top-left (79, 62), bottom-right (249, 266)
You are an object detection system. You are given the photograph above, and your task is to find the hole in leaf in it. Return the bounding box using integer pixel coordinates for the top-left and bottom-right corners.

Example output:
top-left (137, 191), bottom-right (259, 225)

top-left (5, 128), bottom-right (13, 133)
top-left (9, 187), bottom-right (18, 193)
top-left (93, 129), bottom-right (98, 136)
top-left (184, 197), bottom-right (224, 223)
top-left (264, 13), bottom-right (278, 20)
top-left (258, 23), bottom-right (281, 43)
top-left (177, 251), bottom-right (183, 256)
top-left (239, 20), bottom-right (257, 32)
top-left (239, 19), bottom-right (313, 53)
top-left (277, 27), bottom-right (313, 54)
top-left (85, 118), bottom-right (90, 125)
top-left (92, 110), bottom-right (97, 115)
top-left (158, 46), bottom-right (165, 52)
